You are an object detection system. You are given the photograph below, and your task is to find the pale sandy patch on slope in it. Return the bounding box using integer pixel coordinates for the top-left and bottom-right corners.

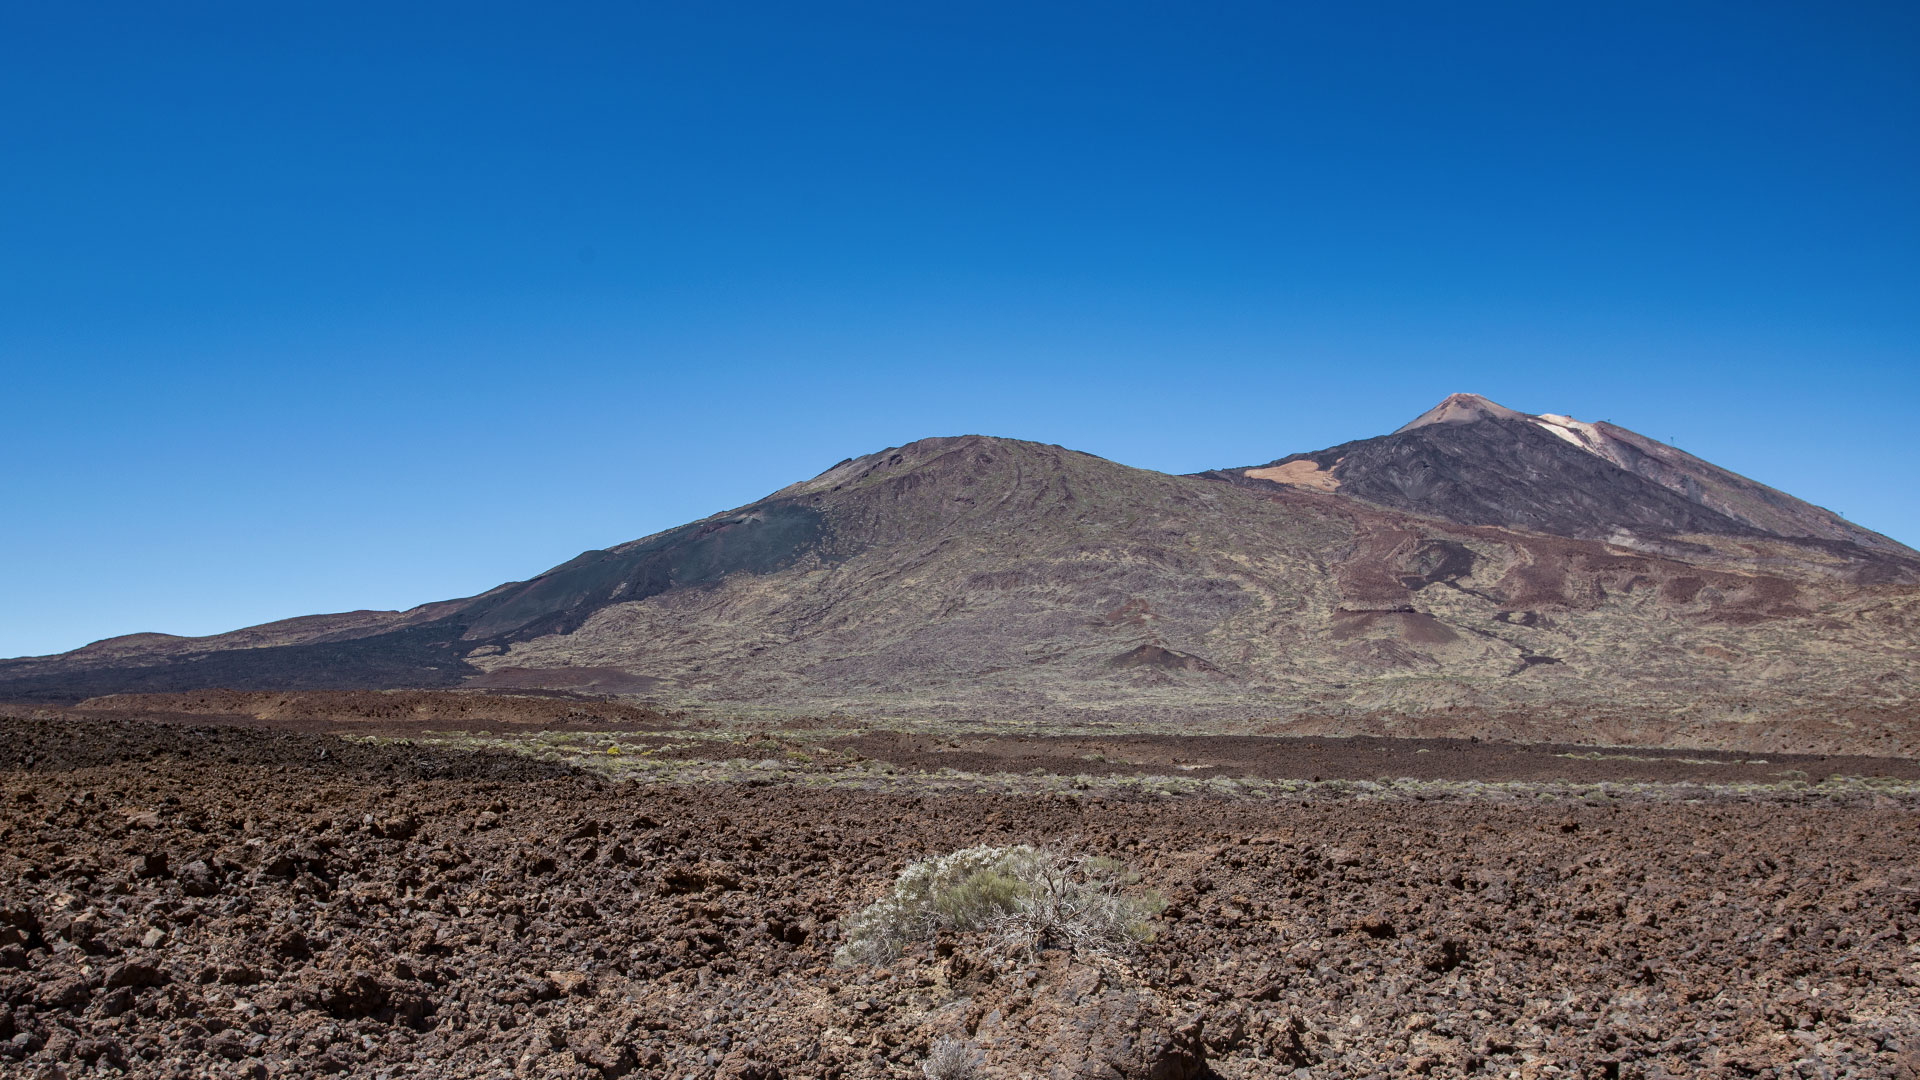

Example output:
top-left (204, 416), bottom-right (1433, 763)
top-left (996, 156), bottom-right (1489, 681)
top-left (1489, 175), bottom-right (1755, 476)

top-left (1245, 459), bottom-right (1341, 491)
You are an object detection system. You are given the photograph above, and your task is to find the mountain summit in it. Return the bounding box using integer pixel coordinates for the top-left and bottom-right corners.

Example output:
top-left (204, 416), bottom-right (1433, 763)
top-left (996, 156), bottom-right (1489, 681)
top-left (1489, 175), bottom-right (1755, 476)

top-left (1224, 394), bottom-right (1907, 557)
top-left (4, 402), bottom-right (1916, 754)
top-left (1392, 392), bottom-right (1531, 432)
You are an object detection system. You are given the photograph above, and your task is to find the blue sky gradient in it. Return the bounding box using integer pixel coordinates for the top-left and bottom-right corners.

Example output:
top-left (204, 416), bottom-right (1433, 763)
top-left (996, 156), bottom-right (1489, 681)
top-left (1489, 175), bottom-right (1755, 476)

top-left (3, 2), bottom-right (1916, 658)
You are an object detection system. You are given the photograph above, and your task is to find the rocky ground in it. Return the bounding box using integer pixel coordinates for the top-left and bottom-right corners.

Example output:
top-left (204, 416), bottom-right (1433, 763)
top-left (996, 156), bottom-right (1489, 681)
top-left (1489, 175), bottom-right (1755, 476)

top-left (1, 711), bottom-right (1917, 1079)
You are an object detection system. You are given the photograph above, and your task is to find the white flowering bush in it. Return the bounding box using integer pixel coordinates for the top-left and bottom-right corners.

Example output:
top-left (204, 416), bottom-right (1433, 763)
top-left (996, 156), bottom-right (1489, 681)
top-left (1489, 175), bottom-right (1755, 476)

top-left (834, 844), bottom-right (1160, 966)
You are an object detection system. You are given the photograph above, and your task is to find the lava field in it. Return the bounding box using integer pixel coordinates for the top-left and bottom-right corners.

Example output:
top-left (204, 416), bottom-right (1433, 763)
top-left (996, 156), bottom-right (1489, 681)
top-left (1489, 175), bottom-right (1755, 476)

top-left (1, 714), bottom-right (1916, 1079)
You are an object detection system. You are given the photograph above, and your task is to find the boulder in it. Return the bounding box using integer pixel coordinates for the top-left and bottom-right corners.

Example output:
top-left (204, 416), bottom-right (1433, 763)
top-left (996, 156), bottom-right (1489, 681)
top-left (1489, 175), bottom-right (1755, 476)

top-left (960, 957), bottom-right (1207, 1080)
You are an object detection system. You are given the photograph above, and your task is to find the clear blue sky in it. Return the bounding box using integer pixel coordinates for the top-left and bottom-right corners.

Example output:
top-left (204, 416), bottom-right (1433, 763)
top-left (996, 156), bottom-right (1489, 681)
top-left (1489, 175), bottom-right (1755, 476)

top-left (3, 2), bottom-right (1916, 658)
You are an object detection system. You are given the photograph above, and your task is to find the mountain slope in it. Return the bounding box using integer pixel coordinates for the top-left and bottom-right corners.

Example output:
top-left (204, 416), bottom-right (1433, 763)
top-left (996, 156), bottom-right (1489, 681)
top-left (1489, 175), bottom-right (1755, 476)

top-left (4, 405), bottom-right (1917, 755)
top-left (1224, 392), bottom-right (1911, 560)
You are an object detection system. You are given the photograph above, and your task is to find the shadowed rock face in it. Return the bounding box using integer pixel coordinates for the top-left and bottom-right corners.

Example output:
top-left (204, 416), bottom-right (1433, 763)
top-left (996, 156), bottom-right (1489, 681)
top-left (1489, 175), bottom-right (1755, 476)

top-left (0, 504), bottom-right (843, 701)
top-left (455, 502), bottom-right (839, 643)
top-left (3, 410), bottom-right (1917, 751)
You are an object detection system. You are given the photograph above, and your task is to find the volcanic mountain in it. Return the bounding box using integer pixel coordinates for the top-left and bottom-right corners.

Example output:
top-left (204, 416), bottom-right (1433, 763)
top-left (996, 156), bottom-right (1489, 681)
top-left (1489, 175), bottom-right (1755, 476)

top-left (6, 395), bottom-right (1917, 754)
top-left (1210, 392), bottom-right (1907, 558)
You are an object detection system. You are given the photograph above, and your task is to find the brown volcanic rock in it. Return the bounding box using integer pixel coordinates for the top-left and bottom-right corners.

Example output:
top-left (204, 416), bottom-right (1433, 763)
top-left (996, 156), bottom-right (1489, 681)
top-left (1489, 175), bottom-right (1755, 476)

top-left (68, 687), bottom-right (678, 733)
top-left (910, 956), bottom-right (1207, 1080)
top-left (2, 717), bottom-right (1917, 1079)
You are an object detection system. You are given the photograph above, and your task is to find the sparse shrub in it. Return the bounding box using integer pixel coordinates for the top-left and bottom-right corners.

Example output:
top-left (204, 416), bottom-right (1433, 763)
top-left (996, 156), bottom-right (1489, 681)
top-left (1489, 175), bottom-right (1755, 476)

top-left (920, 1036), bottom-right (979, 1080)
top-left (834, 844), bottom-right (1034, 965)
top-left (991, 852), bottom-right (1165, 957)
top-left (833, 844), bottom-right (1160, 966)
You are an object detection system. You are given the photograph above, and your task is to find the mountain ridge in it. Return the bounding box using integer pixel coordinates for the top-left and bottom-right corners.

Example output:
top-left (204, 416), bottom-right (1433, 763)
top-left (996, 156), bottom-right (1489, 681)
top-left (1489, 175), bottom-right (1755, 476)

top-left (5, 401), bottom-right (1917, 755)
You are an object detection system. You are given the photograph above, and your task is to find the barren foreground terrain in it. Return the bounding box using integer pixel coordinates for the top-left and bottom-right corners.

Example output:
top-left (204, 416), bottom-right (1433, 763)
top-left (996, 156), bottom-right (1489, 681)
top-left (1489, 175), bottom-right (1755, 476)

top-left (2, 704), bottom-right (1917, 1079)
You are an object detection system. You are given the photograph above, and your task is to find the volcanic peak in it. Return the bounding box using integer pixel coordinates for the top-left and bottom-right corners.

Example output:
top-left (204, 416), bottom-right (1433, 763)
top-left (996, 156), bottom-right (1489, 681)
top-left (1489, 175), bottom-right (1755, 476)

top-left (1396, 394), bottom-right (1612, 461)
top-left (1230, 393), bottom-right (1917, 559)
top-left (1392, 392), bottom-right (1529, 433)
